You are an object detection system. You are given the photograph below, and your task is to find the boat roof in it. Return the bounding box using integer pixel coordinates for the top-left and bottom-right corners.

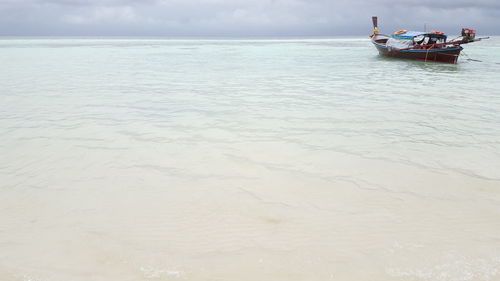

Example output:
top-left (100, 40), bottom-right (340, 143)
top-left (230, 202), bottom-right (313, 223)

top-left (402, 31), bottom-right (425, 37)
top-left (392, 31), bottom-right (447, 40)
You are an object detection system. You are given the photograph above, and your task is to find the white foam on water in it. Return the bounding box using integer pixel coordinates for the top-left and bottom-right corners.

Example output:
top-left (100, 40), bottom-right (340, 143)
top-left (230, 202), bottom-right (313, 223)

top-left (386, 255), bottom-right (500, 281)
top-left (140, 266), bottom-right (184, 279)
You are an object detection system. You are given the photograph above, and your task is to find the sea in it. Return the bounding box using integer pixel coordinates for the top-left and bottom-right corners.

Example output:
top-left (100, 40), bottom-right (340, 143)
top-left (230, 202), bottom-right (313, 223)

top-left (1, 37), bottom-right (500, 281)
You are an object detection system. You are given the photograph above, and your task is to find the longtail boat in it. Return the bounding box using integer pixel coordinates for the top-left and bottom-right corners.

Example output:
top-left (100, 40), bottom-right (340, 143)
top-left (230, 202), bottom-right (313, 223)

top-left (370, 16), bottom-right (487, 63)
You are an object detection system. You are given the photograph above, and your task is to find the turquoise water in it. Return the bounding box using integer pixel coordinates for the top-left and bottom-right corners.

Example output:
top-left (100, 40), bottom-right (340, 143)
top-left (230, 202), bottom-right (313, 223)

top-left (1, 38), bottom-right (500, 281)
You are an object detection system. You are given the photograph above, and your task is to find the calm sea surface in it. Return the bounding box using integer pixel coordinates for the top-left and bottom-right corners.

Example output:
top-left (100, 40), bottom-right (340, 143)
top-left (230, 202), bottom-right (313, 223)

top-left (1, 38), bottom-right (500, 281)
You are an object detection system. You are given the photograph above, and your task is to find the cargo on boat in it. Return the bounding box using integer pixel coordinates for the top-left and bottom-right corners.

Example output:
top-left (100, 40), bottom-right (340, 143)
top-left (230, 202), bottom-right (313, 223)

top-left (370, 16), bottom-right (486, 63)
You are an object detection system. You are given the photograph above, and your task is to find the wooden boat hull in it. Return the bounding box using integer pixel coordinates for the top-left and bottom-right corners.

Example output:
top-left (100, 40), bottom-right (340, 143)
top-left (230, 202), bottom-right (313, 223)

top-left (372, 40), bottom-right (463, 64)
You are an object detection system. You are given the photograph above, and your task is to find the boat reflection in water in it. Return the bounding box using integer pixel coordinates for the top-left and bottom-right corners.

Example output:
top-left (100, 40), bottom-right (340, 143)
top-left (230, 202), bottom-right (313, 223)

top-left (370, 16), bottom-right (487, 64)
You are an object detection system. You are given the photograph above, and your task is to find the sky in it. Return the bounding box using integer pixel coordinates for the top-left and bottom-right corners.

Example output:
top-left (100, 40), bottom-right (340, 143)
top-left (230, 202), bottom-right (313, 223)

top-left (0, 0), bottom-right (498, 37)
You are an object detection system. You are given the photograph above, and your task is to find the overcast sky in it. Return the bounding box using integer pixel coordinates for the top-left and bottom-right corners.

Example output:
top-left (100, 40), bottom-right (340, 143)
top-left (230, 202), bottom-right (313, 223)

top-left (0, 0), bottom-right (498, 37)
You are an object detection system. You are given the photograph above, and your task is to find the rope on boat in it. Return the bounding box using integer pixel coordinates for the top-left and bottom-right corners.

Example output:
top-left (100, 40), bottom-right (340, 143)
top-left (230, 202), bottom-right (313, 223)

top-left (424, 45), bottom-right (433, 62)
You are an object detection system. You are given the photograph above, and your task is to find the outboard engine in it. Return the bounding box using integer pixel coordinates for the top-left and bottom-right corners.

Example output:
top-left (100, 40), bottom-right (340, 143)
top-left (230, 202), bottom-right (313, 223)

top-left (461, 28), bottom-right (476, 42)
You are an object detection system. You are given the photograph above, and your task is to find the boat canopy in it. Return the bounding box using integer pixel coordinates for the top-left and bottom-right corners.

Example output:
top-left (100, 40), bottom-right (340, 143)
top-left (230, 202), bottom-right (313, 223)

top-left (392, 31), bottom-right (426, 39)
top-left (392, 31), bottom-right (447, 40)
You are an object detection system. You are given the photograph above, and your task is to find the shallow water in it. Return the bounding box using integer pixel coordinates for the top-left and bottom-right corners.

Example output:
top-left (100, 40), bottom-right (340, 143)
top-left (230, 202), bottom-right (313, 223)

top-left (1, 37), bottom-right (500, 281)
